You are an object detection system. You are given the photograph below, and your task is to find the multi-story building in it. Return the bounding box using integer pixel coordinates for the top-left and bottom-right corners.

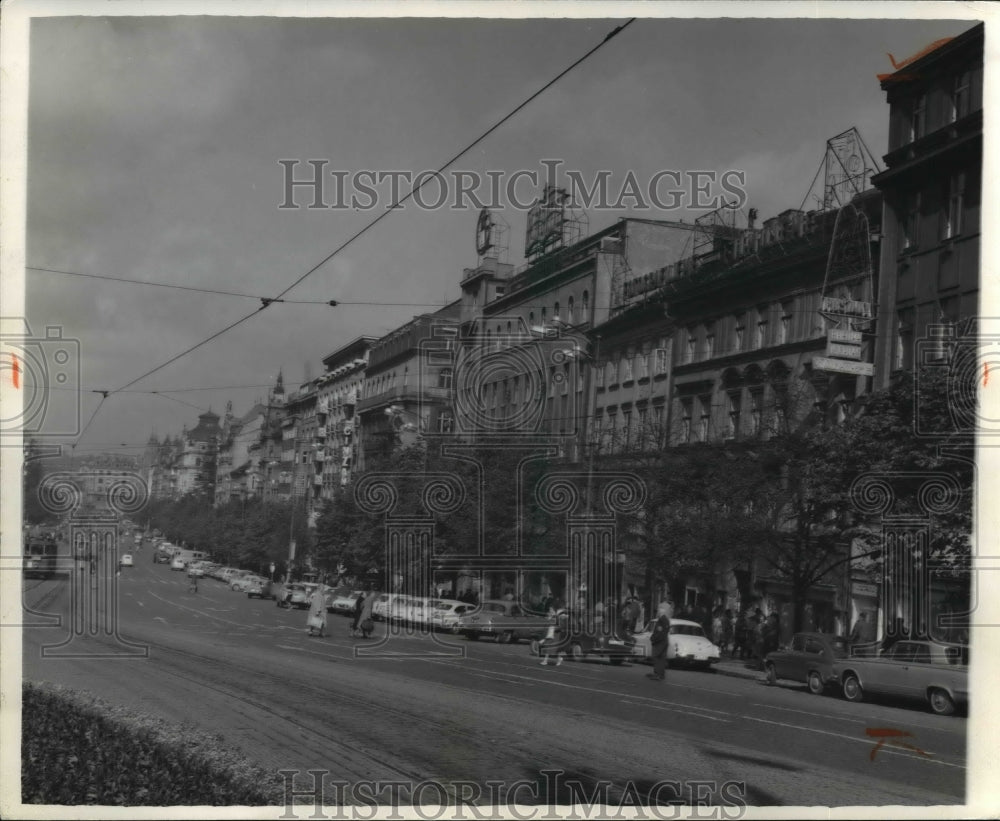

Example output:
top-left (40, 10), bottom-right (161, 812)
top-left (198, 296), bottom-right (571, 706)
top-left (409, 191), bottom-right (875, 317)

top-left (172, 410), bottom-right (221, 499)
top-left (456, 206), bottom-right (689, 459)
top-left (356, 302), bottom-right (462, 470)
top-left (214, 402), bottom-right (268, 506)
top-left (317, 336), bottom-right (376, 495)
top-left (871, 23), bottom-right (982, 386)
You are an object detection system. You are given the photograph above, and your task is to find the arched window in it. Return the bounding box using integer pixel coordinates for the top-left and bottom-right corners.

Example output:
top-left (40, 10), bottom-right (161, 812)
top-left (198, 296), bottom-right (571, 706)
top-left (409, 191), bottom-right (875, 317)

top-left (554, 302), bottom-right (560, 322)
top-left (541, 307), bottom-right (547, 325)
top-left (506, 321), bottom-right (512, 339)
top-left (582, 290), bottom-right (590, 320)
top-left (567, 296), bottom-right (575, 324)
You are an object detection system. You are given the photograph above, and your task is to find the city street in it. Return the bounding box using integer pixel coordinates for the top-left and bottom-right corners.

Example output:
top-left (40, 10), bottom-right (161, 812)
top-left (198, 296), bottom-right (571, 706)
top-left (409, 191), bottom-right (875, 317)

top-left (21, 541), bottom-right (967, 808)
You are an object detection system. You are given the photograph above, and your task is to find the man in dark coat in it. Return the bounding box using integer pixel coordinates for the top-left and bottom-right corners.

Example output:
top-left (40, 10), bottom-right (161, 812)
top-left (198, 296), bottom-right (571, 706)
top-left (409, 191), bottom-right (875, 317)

top-left (646, 601), bottom-right (673, 682)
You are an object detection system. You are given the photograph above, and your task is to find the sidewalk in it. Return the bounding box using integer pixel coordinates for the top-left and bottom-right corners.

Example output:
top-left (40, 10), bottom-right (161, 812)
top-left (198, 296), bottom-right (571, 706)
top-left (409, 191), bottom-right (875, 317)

top-left (711, 656), bottom-right (765, 682)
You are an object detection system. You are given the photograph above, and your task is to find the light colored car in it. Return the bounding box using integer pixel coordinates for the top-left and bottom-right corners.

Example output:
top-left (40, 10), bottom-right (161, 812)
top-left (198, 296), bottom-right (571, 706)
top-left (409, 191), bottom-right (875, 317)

top-left (119, 553), bottom-right (134, 567)
top-left (329, 588), bottom-right (363, 616)
top-left (170, 556), bottom-right (187, 571)
top-left (247, 578), bottom-right (277, 600)
top-left (231, 573), bottom-right (265, 592)
top-left (405, 597), bottom-right (432, 627)
top-left (371, 593), bottom-right (402, 622)
top-left (457, 600), bottom-right (551, 644)
top-left (278, 583), bottom-right (311, 609)
top-left (387, 594), bottom-right (418, 624)
top-left (837, 640), bottom-right (969, 715)
top-left (631, 618), bottom-right (722, 669)
top-left (428, 599), bottom-right (475, 632)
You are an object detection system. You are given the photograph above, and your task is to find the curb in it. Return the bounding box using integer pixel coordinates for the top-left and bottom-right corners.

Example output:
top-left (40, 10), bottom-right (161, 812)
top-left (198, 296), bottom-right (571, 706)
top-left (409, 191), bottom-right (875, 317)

top-left (712, 663), bottom-right (765, 682)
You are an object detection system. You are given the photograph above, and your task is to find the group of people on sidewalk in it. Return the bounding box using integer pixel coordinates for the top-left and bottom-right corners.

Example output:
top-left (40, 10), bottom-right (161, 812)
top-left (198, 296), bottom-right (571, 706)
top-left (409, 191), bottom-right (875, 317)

top-left (712, 606), bottom-right (781, 667)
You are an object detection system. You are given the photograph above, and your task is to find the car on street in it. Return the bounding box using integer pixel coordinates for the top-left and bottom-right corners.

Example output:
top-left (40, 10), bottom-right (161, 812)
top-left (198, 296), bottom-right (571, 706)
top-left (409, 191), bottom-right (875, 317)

top-left (119, 553), bottom-right (134, 567)
top-left (764, 632), bottom-right (849, 694)
top-left (170, 556), bottom-right (187, 571)
top-left (371, 593), bottom-right (402, 622)
top-left (836, 640), bottom-right (969, 715)
top-left (230, 572), bottom-right (261, 592)
top-left (631, 618), bottom-right (722, 669)
top-left (428, 599), bottom-right (475, 632)
top-left (457, 600), bottom-right (551, 644)
top-left (247, 578), bottom-right (277, 599)
top-left (329, 588), bottom-right (363, 616)
top-left (276, 583), bottom-right (311, 609)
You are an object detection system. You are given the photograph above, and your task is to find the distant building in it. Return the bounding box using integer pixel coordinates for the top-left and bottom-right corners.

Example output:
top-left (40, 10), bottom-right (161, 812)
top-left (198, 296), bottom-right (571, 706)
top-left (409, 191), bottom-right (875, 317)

top-left (214, 401), bottom-right (268, 505)
top-left (174, 410), bottom-right (221, 499)
top-left (872, 23), bottom-right (982, 386)
top-left (317, 336), bottom-right (376, 494)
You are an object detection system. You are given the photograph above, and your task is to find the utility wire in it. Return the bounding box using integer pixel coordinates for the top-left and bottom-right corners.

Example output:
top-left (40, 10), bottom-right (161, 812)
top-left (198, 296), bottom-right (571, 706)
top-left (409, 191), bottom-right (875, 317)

top-left (65, 19), bottom-right (637, 431)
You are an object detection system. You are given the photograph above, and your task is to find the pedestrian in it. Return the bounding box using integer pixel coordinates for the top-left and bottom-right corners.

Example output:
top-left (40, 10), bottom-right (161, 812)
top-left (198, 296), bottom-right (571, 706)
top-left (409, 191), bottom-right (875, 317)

top-left (356, 589), bottom-right (376, 638)
top-left (306, 588), bottom-right (327, 637)
top-left (540, 602), bottom-right (568, 667)
top-left (760, 612), bottom-right (780, 669)
top-left (188, 569), bottom-right (198, 594)
top-left (351, 592), bottom-right (366, 636)
top-left (721, 609), bottom-right (734, 657)
top-left (711, 607), bottom-right (724, 646)
top-left (849, 611), bottom-right (875, 647)
top-left (734, 611), bottom-right (748, 659)
top-left (646, 600), bottom-right (673, 682)
top-left (751, 608), bottom-right (765, 661)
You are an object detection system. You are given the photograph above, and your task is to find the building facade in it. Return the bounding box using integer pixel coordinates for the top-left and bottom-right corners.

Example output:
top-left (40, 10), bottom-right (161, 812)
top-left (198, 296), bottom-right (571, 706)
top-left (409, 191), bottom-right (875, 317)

top-left (872, 23), bottom-right (982, 387)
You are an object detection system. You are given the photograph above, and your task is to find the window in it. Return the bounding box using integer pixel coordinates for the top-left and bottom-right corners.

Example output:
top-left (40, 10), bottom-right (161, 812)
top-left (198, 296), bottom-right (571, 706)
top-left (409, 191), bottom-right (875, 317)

top-left (595, 361), bottom-right (605, 387)
top-left (727, 391), bottom-right (741, 438)
top-left (750, 390), bottom-right (763, 436)
top-left (680, 400), bottom-right (692, 444)
top-left (622, 355), bottom-right (633, 382)
top-left (582, 290), bottom-right (589, 320)
top-left (637, 407), bottom-right (648, 447)
top-left (567, 296), bottom-right (575, 325)
top-left (506, 321), bottom-right (512, 340)
top-left (622, 410), bottom-right (632, 450)
top-left (439, 368), bottom-right (453, 390)
top-left (779, 303), bottom-right (793, 345)
top-left (756, 313), bottom-right (769, 349)
top-left (773, 384), bottom-right (789, 433)
top-left (606, 359), bottom-right (618, 386)
top-left (704, 328), bottom-right (715, 359)
top-left (951, 70), bottom-right (972, 122)
top-left (541, 307), bottom-right (547, 325)
top-left (895, 309), bottom-right (915, 370)
top-left (653, 406), bottom-right (664, 443)
top-left (909, 93), bottom-right (926, 142)
top-left (697, 396), bottom-right (711, 442)
top-left (903, 190), bottom-right (921, 251)
top-left (943, 172), bottom-right (965, 240)
top-left (637, 350), bottom-right (648, 379)
top-left (733, 317), bottom-right (745, 352)
top-left (529, 311), bottom-right (534, 326)
top-left (438, 411), bottom-right (454, 434)
top-left (654, 347), bottom-right (669, 374)
top-left (554, 302), bottom-right (560, 323)
top-left (685, 330), bottom-right (697, 364)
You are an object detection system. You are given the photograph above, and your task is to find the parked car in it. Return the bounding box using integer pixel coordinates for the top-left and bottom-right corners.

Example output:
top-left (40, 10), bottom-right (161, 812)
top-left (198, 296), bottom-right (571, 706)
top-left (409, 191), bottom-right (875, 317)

top-left (119, 553), bottom-right (134, 567)
top-left (230, 572), bottom-right (260, 592)
top-left (457, 600), bottom-right (551, 644)
top-left (428, 599), bottom-right (475, 632)
top-left (247, 578), bottom-right (277, 600)
top-left (329, 588), bottom-right (363, 616)
top-left (631, 618), bottom-right (722, 669)
top-left (170, 556), bottom-right (187, 571)
top-left (186, 561), bottom-right (207, 578)
top-left (836, 640), bottom-right (969, 715)
top-left (538, 609), bottom-right (635, 664)
top-left (154, 549), bottom-right (172, 564)
top-left (277, 583), bottom-right (312, 609)
top-left (371, 593), bottom-right (402, 622)
top-left (764, 632), bottom-right (849, 694)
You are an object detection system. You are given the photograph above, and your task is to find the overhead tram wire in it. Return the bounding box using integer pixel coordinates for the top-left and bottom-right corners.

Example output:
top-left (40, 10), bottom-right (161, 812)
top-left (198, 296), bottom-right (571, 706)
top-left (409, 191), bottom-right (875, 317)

top-left (59, 18), bottom-right (637, 435)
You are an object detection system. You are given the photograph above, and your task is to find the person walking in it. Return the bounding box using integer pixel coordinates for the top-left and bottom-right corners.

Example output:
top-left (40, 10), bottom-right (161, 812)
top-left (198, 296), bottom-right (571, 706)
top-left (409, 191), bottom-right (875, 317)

top-left (306, 588), bottom-right (327, 637)
top-left (734, 611), bottom-right (748, 659)
top-left (540, 603), bottom-right (568, 667)
top-left (721, 609), bottom-right (734, 657)
top-left (760, 612), bottom-right (780, 669)
top-left (647, 600), bottom-right (673, 681)
top-left (187, 568), bottom-right (198, 594)
top-left (355, 589), bottom-right (376, 638)
top-left (351, 592), bottom-right (366, 636)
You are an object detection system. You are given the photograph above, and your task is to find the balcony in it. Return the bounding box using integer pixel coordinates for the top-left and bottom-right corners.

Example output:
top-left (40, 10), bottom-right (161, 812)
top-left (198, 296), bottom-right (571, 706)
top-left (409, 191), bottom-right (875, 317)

top-left (313, 451), bottom-right (326, 462)
top-left (356, 385), bottom-right (451, 414)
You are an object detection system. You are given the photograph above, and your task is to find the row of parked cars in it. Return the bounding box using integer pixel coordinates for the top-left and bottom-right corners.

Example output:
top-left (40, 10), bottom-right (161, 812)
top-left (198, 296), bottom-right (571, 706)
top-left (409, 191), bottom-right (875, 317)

top-left (764, 631), bottom-right (969, 716)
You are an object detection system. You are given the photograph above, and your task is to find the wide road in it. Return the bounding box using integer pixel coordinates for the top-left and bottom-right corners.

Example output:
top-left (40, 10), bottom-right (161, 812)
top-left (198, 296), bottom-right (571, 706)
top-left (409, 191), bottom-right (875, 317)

top-left (21, 543), bottom-right (968, 810)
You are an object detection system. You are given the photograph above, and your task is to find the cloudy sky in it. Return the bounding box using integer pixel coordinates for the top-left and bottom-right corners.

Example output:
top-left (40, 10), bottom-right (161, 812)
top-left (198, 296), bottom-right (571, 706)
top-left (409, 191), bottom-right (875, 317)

top-left (21, 9), bottom-right (979, 454)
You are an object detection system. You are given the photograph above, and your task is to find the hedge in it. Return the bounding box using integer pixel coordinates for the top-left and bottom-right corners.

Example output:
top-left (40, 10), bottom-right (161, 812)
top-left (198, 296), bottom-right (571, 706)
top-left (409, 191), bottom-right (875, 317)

top-left (22, 681), bottom-right (284, 805)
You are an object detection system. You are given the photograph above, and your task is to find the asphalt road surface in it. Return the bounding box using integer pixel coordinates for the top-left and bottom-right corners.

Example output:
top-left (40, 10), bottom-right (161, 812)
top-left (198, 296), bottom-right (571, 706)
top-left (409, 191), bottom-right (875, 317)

top-left (21, 542), bottom-right (968, 809)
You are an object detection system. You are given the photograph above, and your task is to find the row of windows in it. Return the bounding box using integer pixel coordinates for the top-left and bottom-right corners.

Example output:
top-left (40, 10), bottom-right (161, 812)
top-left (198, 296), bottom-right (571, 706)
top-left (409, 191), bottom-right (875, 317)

top-left (901, 170), bottom-right (970, 252)
top-left (596, 342), bottom-right (669, 387)
top-left (482, 290), bottom-right (591, 349)
top-left (901, 67), bottom-right (976, 148)
top-left (681, 303), bottom-right (796, 364)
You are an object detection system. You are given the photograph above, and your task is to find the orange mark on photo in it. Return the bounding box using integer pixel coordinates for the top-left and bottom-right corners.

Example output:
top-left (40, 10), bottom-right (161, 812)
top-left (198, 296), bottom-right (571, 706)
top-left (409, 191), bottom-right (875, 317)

top-left (866, 727), bottom-right (929, 761)
top-left (11, 353), bottom-right (19, 389)
top-left (984, 362), bottom-right (989, 387)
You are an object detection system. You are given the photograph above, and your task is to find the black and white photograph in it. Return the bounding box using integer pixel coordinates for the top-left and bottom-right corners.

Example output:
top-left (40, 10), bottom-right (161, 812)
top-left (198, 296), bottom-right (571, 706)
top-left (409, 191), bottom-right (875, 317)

top-left (2, 2), bottom-right (997, 818)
